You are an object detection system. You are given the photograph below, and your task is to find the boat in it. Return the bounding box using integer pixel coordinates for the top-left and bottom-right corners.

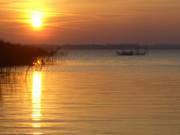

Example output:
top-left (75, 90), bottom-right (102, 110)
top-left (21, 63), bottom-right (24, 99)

top-left (116, 48), bottom-right (147, 56)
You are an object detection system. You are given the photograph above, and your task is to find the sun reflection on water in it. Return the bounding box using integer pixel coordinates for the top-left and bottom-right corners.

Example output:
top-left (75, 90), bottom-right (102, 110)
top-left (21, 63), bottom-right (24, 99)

top-left (32, 71), bottom-right (42, 126)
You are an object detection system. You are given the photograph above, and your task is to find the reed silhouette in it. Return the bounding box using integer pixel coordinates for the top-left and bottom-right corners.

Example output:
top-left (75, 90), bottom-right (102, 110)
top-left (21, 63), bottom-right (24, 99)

top-left (0, 40), bottom-right (49, 67)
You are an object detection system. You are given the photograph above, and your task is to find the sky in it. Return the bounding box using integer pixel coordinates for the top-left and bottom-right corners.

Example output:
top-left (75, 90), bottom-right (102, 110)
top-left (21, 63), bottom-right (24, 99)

top-left (0, 0), bottom-right (180, 44)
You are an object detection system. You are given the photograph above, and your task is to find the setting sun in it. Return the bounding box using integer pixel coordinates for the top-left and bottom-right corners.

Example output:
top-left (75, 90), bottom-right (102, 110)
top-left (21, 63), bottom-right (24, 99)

top-left (31, 11), bottom-right (43, 29)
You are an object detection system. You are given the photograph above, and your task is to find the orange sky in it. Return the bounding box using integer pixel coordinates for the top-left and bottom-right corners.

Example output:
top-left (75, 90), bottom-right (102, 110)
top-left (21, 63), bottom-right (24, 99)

top-left (0, 0), bottom-right (180, 44)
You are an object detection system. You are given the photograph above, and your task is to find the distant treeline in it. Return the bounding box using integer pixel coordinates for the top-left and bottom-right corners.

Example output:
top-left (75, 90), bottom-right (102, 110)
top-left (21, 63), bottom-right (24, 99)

top-left (0, 40), bottom-right (49, 67)
top-left (57, 44), bottom-right (180, 50)
top-left (60, 44), bottom-right (147, 50)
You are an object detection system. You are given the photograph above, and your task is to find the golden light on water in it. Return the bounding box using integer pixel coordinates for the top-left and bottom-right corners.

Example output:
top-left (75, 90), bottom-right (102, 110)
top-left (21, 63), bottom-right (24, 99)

top-left (32, 71), bottom-right (42, 123)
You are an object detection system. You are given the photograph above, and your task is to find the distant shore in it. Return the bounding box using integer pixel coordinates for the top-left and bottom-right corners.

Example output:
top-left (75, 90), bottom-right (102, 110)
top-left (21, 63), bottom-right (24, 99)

top-left (62, 44), bottom-right (180, 50)
top-left (38, 44), bottom-right (180, 51)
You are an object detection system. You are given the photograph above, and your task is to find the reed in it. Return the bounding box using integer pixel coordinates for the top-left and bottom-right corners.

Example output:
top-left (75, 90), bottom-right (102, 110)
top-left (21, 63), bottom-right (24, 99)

top-left (0, 40), bottom-right (49, 67)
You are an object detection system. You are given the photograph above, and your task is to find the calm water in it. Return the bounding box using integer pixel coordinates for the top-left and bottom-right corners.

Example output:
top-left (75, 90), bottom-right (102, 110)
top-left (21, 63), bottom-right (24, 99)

top-left (0, 49), bottom-right (180, 135)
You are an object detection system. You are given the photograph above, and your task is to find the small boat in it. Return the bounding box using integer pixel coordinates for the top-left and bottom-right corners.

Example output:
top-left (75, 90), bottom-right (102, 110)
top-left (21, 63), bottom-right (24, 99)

top-left (116, 50), bottom-right (134, 56)
top-left (116, 49), bottom-right (147, 56)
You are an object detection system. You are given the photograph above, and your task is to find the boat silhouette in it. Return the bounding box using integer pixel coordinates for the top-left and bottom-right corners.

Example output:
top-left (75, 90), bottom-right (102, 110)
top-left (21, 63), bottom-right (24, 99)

top-left (116, 48), bottom-right (147, 56)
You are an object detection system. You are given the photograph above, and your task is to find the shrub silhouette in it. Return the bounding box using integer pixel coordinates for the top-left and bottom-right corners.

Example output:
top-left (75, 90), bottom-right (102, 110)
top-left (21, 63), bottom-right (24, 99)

top-left (0, 40), bottom-right (49, 67)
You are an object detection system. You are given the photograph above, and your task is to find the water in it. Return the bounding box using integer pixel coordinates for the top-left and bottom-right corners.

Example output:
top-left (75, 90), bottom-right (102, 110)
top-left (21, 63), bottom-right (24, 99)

top-left (0, 49), bottom-right (180, 135)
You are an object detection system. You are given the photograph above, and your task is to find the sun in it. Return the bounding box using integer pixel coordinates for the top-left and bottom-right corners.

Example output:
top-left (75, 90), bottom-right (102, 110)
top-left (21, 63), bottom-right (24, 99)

top-left (31, 11), bottom-right (43, 29)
